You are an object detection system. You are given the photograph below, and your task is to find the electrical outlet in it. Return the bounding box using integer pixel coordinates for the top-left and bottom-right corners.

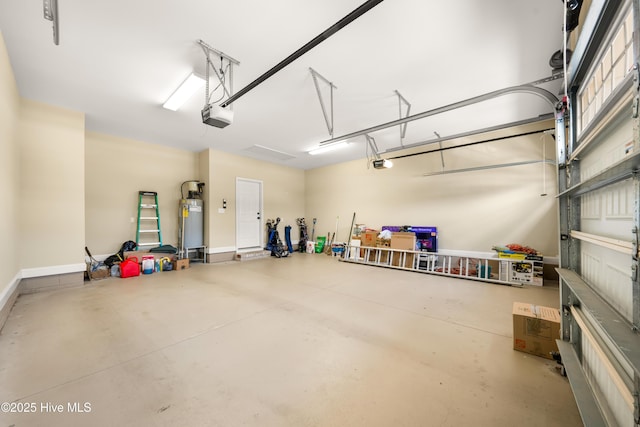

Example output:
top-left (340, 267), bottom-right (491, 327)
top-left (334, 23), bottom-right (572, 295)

top-left (130, 217), bottom-right (134, 223)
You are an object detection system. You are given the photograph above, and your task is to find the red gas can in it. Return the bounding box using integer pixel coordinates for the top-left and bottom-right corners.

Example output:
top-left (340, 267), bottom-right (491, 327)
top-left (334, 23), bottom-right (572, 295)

top-left (120, 257), bottom-right (140, 278)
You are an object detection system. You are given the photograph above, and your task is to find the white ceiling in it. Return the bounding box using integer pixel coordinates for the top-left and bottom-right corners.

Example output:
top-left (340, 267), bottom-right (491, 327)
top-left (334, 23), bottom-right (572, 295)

top-left (0, 0), bottom-right (564, 169)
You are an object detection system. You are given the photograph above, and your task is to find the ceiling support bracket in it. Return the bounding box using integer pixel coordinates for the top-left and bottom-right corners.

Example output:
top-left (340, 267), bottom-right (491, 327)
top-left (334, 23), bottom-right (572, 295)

top-left (42, 0), bottom-right (59, 45)
top-left (198, 39), bottom-right (240, 108)
top-left (365, 134), bottom-right (381, 160)
top-left (433, 131), bottom-right (445, 171)
top-left (395, 90), bottom-right (411, 146)
top-left (310, 68), bottom-right (337, 137)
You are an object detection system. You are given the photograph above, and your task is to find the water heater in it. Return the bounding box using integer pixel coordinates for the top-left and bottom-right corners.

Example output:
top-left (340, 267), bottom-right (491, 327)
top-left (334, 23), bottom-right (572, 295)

top-left (180, 198), bottom-right (204, 248)
top-left (179, 180), bottom-right (205, 250)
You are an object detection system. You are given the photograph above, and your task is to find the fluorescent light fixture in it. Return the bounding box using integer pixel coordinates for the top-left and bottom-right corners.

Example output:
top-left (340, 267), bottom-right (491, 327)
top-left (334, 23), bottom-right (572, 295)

top-left (308, 141), bottom-right (348, 156)
top-left (163, 73), bottom-right (205, 111)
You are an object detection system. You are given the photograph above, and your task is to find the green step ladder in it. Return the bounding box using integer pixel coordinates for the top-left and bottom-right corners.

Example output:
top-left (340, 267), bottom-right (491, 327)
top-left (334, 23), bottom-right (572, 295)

top-left (136, 191), bottom-right (163, 248)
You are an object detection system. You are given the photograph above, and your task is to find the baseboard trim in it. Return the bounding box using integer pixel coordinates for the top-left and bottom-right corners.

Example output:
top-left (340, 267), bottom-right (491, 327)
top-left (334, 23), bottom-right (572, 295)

top-left (21, 263), bottom-right (87, 279)
top-left (208, 252), bottom-right (236, 263)
top-left (236, 246), bottom-right (261, 254)
top-left (0, 272), bottom-right (21, 331)
top-left (209, 246), bottom-right (236, 254)
top-left (1, 263), bottom-right (87, 330)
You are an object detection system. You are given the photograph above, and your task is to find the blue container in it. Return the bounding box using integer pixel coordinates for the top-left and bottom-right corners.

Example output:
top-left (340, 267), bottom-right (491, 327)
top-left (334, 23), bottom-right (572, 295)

top-left (141, 257), bottom-right (154, 274)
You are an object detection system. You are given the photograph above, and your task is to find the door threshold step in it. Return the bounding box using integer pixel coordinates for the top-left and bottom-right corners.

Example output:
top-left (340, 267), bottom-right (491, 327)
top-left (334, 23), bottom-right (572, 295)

top-left (235, 250), bottom-right (271, 261)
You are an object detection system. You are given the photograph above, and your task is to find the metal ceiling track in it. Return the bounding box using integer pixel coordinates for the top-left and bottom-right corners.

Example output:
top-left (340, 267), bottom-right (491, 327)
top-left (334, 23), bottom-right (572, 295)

top-left (390, 127), bottom-right (555, 162)
top-left (220, 0), bottom-right (384, 107)
top-left (310, 68), bottom-right (337, 137)
top-left (317, 83), bottom-right (561, 147)
top-left (385, 114), bottom-right (555, 154)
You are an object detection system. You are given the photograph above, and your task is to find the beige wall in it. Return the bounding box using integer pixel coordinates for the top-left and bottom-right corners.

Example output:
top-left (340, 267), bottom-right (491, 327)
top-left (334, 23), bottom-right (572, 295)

top-left (305, 130), bottom-right (559, 256)
top-left (17, 99), bottom-right (85, 269)
top-left (204, 149), bottom-right (305, 251)
top-left (85, 143), bottom-right (303, 257)
top-left (85, 132), bottom-right (200, 255)
top-left (0, 31), bottom-right (20, 300)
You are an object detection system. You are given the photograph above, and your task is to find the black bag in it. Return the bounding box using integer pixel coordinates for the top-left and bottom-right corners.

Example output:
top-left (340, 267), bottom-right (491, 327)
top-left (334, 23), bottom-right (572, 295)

top-left (104, 240), bottom-right (138, 267)
top-left (104, 253), bottom-right (123, 267)
top-left (120, 240), bottom-right (137, 253)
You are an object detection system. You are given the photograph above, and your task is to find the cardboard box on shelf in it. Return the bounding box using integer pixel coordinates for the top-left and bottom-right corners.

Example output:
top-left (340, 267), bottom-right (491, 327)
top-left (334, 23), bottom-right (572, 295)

top-left (362, 247), bottom-right (379, 262)
top-left (498, 252), bottom-right (527, 260)
top-left (391, 232), bottom-right (416, 267)
top-left (376, 238), bottom-right (391, 247)
top-left (382, 226), bottom-right (438, 252)
top-left (512, 302), bottom-right (560, 359)
top-left (360, 231), bottom-right (378, 261)
top-left (174, 258), bottom-right (189, 270)
top-left (501, 256), bottom-right (545, 286)
top-left (373, 238), bottom-right (390, 263)
top-left (526, 254), bottom-right (544, 286)
top-left (376, 248), bottom-right (391, 264)
top-left (511, 261), bottom-right (533, 284)
top-left (360, 231), bottom-right (378, 247)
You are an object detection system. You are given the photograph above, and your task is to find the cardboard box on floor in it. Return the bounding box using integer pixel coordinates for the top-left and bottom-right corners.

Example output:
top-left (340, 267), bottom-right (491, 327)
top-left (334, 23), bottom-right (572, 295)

top-left (391, 232), bottom-right (416, 267)
top-left (513, 302), bottom-right (560, 359)
top-left (174, 258), bottom-right (189, 270)
top-left (88, 266), bottom-right (110, 280)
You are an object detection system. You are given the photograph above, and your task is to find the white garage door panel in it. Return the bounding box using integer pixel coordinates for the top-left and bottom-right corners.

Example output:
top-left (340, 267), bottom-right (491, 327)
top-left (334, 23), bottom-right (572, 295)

top-left (580, 241), bottom-right (633, 322)
top-left (579, 112), bottom-right (633, 181)
top-left (580, 179), bottom-right (635, 241)
top-left (582, 335), bottom-right (635, 427)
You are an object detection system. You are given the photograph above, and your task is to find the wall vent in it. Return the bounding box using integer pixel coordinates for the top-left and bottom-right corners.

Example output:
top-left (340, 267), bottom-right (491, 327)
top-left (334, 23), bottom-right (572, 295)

top-left (243, 145), bottom-right (296, 161)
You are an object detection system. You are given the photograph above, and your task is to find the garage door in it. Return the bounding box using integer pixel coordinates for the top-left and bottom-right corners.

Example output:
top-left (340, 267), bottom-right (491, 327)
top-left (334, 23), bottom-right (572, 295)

top-left (556, 1), bottom-right (640, 426)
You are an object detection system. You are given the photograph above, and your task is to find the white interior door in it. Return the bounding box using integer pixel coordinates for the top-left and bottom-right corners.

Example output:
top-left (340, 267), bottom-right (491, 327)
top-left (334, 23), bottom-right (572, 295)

top-left (236, 178), bottom-right (262, 249)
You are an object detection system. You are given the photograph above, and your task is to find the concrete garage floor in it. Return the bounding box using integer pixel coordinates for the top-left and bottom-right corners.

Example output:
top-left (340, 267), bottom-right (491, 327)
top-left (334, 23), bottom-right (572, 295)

top-left (0, 255), bottom-right (581, 426)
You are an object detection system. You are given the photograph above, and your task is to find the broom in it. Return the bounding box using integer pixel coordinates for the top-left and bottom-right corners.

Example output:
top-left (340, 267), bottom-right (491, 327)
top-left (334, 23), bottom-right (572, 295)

top-left (325, 216), bottom-right (339, 255)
